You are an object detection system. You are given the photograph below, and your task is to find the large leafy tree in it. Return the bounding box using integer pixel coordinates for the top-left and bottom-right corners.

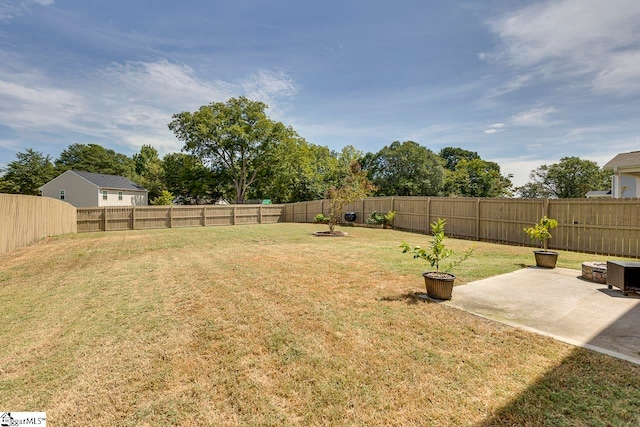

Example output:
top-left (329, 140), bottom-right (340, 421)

top-left (443, 158), bottom-right (513, 197)
top-left (250, 135), bottom-right (340, 203)
top-left (361, 141), bottom-right (445, 196)
top-left (168, 97), bottom-right (290, 204)
top-left (162, 152), bottom-right (227, 204)
top-left (55, 143), bottom-right (135, 178)
top-left (516, 156), bottom-right (609, 198)
top-left (439, 147), bottom-right (480, 171)
top-left (0, 149), bottom-right (56, 195)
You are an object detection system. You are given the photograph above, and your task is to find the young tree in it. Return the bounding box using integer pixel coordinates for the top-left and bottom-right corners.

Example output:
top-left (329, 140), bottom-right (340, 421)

top-left (168, 97), bottom-right (290, 204)
top-left (0, 149), bottom-right (56, 195)
top-left (516, 157), bottom-right (609, 198)
top-left (325, 161), bottom-right (376, 233)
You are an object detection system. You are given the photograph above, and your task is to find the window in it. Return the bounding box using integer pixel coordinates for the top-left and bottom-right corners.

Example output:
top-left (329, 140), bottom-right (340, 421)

top-left (102, 190), bottom-right (108, 200)
top-left (118, 191), bottom-right (123, 201)
top-left (59, 190), bottom-right (65, 200)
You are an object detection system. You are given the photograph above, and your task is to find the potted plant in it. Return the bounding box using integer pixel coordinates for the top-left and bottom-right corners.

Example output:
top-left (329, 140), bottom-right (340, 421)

top-left (400, 218), bottom-right (473, 300)
top-left (523, 216), bottom-right (559, 268)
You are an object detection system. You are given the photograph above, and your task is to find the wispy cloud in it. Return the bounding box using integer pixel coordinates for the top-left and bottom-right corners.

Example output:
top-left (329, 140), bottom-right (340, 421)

top-left (485, 0), bottom-right (640, 95)
top-left (511, 106), bottom-right (557, 126)
top-left (0, 0), bottom-right (54, 22)
top-left (0, 59), bottom-right (299, 155)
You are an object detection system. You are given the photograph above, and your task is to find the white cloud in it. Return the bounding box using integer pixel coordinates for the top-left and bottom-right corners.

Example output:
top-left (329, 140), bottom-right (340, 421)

top-left (483, 123), bottom-right (505, 134)
top-left (0, 0), bottom-right (54, 22)
top-left (511, 106), bottom-right (557, 126)
top-left (0, 59), bottom-right (300, 157)
top-left (487, 0), bottom-right (640, 95)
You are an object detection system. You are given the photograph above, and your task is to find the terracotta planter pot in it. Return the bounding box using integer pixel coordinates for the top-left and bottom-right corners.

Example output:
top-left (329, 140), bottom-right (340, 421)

top-left (423, 272), bottom-right (456, 300)
top-left (534, 250), bottom-right (558, 269)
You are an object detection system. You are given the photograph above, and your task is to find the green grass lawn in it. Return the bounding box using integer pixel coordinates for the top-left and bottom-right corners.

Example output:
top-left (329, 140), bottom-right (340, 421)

top-left (0, 223), bottom-right (638, 426)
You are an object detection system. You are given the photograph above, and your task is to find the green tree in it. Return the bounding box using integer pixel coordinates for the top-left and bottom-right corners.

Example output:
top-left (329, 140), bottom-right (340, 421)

top-left (443, 158), bottom-right (513, 197)
top-left (439, 147), bottom-right (480, 171)
top-left (362, 141), bottom-right (444, 196)
top-left (55, 143), bottom-right (135, 178)
top-left (162, 153), bottom-right (227, 204)
top-left (133, 145), bottom-right (165, 200)
top-left (150, 190), bottom-right (174, 205)
top-left (325, 161), bottom-right (376, 233)
top-left (168, 97), bottom-right (290, 204)
top-left (0, 149), bottom-right (56, 195)
top-left (517, 157), bottom-right (609, 198)
top-left (250, 136), bottom-right (340, 203)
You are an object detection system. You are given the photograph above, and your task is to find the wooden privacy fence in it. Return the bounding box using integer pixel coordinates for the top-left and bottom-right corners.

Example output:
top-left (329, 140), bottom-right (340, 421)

top-left (283, 197), bottom-right (640, 258)
top-left (73, 197), bottom-right (640, 258)
top-left (0, 193), bottom-right (77, 254)
top-left (76, 204), bottom-right (283, 232)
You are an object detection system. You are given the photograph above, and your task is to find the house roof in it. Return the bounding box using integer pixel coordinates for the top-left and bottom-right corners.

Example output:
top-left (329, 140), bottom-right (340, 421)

top-left (585, 190), bottom-right (611, 198)
top-left (72, 170), bottom-right (147, 192)
top-left (603, 151), bottom-right (640, 170)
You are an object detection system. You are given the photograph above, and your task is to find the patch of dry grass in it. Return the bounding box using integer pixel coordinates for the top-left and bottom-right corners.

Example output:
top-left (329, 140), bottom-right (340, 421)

top-left (0, 224), bottom-right (638, 426)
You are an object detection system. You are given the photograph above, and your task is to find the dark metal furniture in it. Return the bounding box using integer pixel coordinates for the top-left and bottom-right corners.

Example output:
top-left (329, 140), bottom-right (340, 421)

top-left (607, 261), bottom-right (640, 296)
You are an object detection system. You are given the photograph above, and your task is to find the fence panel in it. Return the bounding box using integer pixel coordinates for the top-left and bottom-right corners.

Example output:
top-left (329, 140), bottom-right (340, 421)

top-left (77, 204), bottom-right (285, 232)
top-left (0, 194), bottom-right (77, 253)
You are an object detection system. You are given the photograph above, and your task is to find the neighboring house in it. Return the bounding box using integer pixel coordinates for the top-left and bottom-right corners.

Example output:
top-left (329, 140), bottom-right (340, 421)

top-left (604, 151), bottom-right (640, 198)
top-left (40, 170), bottom-right (148, 207)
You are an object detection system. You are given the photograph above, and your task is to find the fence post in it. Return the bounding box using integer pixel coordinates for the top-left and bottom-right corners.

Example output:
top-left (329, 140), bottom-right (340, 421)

top-left (132, 207), bottom-right (136, 230)
top-left (102, 207), bottom-right (107, 231)
top-left (476, 198), bottom-right (481, 241)
top-left (233, 205), bottom-right (236, 225)
top-left (544, 198), bottom-right (550, 218)
top-left (426, 198), bottom-right (431, 233)
top-left (201, 205), bottom-right (206, 227)
top-left (259, 205), bottom-right (263, 224)
top-left (169, 206), bottom-right (173, 228)
top-left (390, 196), bottom-right (395, 214)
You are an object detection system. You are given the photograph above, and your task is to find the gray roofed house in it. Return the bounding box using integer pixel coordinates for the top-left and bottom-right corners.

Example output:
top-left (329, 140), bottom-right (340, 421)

top-left (603, 151), bottom-right (640, 198)
top-left (40, 170), bottom-right (148, 207)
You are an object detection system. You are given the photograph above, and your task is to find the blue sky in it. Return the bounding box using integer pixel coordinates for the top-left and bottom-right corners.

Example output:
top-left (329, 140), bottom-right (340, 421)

top-left (1, 0), bottom-right (639, 186)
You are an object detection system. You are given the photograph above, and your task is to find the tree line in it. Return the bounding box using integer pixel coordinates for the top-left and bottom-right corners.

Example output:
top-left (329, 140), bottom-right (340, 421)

top-left (0, 97), bottom-right (610, 203)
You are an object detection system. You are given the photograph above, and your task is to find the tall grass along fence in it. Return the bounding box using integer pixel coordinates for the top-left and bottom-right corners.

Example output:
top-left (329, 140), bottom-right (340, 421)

top-left (76, 204), bottom-right (284, 232)
top-left (0, 193), bottom-right (77, 254)
top-left (283, 196), bottom-right (640, 258)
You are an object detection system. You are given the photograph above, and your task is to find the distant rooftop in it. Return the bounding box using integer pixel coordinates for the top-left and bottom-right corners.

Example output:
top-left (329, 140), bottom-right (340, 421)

top-left (72, 170), bottom-right (147, 192)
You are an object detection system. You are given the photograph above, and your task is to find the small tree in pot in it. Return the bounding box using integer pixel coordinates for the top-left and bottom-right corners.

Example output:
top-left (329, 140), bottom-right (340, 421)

top-left (400, 218), bottom-right (473, 300)
top-left (523, 216), bottom-right (559, 268)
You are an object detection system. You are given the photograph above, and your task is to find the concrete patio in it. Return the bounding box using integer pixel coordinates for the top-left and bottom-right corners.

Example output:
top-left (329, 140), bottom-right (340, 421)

top-left (445, 267), bottom-right (640, 365)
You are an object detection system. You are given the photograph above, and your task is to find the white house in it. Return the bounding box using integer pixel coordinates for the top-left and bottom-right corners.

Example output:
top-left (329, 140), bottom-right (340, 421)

top-left (40, 170), bottom-right (148, 207)
top-left (604, 151), bottom-right (640, 198)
